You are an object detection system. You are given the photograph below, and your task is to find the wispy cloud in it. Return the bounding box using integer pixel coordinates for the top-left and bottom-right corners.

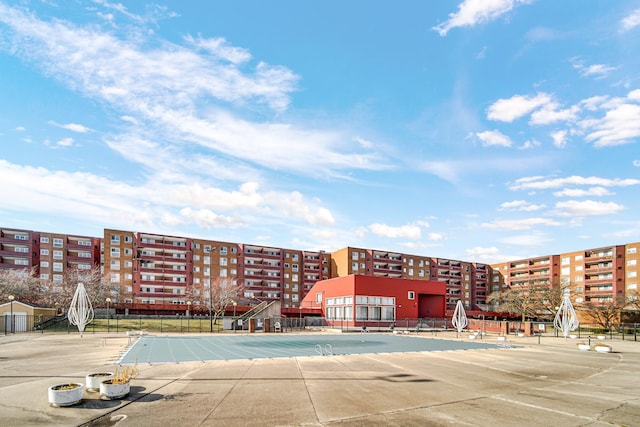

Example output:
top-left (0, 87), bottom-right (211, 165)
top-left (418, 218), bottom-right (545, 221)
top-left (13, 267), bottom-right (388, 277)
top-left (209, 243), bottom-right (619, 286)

top-left (552, 187), bottom-right (614, 197)
top-left (571, 59), bottom-right (619, 79)
top-left (49, 121), bottom-right (93, 133)
top-left (509, 175), bottom-right (640, 191)
top-left (0, 159), bottom-right (336, 230)
top-left (620, 8), bottom-right (640, 32)
top-left (369, 223), bottom-right (422, 240)
top-left (433, 0), bottom-right (532, 37)
top-left (498, 200), bottom-right (545, 211)
top-left (481, 217), bottom-right (563, 230)
top-left (475, 129), bottom-right (512, 147)
top-left (0, 3), bottom-right (393, 181)
top-left (550, 130), bottom-right (568, 148)
top-left (552, 200), bottom-right (624, 217)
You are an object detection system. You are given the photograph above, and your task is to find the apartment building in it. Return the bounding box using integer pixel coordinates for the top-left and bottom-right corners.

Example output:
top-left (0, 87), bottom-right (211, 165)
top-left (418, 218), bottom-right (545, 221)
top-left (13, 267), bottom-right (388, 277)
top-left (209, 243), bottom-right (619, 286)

top-left (1, 227), bottom-right (99, 282)
top-left (0, 227), bottom-right (37, 273)
top-left (3, 224), bottom-right (639, 316)
top-left (489, 244), bottom-right (640, 308)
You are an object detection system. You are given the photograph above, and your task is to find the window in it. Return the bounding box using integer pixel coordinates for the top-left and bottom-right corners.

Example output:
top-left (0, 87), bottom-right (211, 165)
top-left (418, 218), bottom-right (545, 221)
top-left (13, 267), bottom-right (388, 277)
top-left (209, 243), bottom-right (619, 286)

top-left (15, 234), bottom-right (28, 240)
top-left (41, 236), bottom-right (50, 243)
top-left (628, 271), bottom-right (638, 278)
top-left (627, 247), bottom-right (637, 254)
top-left (111, 248), bottom-right (120, 258)
top-left (352, 262), bottom-right (358, 270)
top-left (41, 261), bottom-right (49, 268)
top-left (408, 291), bottom-right (415, 300)
top-left (111, 234), bottom-right (120, 243)
top-left (561, 257), bottom-right (570, 265)
top-left (53, 238), bottom-right (63, 248)
top-left (574, 255), bottom-right (583, 261)
top-left (316, 292), bottom-right (323, 303)
top-left (15, 259), bottom-right (29, 266)
top-left (53, 262), bottom-right (63, 272)
top-left (78, 240), bottom-right (92, 246)
top-left (220, 258), bottom-right (228, 266)
top-left (53, 250), bottom-right (63, 260)
top-left (41, 249), bottom-right (49, 256)
top-left (628, 259), bottom-right (637, 266)
top-left (15, 246), bottom-right (28, 253)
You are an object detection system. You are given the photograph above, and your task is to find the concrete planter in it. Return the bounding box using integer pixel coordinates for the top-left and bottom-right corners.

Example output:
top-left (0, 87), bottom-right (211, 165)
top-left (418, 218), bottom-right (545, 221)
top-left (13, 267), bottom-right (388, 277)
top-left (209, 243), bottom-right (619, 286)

top-left (48, 383), bottom-right (84, 407)
top-left (577, 343), bottom-right (591, 351)
top-left (86, 372), bottom-right (113, 392)
top-left (594, 345), bottom-right (612, 353)
top-left (100, 380), bottom-right (130, 399)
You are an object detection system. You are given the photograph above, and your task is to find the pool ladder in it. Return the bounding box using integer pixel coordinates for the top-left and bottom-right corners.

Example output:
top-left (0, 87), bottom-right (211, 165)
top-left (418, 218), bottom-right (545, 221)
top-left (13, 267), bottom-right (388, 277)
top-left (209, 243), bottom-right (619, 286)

top-left (315, 344), bottom-right (334, 356)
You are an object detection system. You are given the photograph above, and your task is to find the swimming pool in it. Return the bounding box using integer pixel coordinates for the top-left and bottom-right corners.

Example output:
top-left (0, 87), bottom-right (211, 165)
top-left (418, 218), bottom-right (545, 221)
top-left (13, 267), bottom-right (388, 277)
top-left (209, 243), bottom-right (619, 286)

top-left (117, 333), bottom-right (500, 364)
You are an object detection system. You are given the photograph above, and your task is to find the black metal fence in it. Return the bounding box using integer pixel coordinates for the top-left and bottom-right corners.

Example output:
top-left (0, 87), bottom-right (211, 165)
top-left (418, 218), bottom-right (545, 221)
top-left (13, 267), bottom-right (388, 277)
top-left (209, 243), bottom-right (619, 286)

top-left (2, 314), bottom-right (640, 342)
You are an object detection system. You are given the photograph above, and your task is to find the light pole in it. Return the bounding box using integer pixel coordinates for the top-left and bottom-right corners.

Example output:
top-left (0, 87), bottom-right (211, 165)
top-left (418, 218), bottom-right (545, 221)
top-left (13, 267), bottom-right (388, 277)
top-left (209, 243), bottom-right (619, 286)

top-left (106, 298), bottom-right (111, 333)
top-left (8, 295), bottom-right (15, 334)
top-left (233, 301), bottom-right (237, 332)
top-left (187, 301), bottom-right (192, 333)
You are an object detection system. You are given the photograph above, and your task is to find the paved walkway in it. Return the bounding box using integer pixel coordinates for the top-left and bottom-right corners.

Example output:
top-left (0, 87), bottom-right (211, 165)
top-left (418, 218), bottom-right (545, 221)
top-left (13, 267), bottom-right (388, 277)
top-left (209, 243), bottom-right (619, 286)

top-left (1, 331), bottom-right (639, 426)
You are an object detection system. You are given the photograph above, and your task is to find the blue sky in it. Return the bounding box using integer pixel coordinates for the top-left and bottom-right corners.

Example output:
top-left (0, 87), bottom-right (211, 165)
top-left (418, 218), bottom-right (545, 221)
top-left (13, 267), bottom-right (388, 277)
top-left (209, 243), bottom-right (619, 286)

top-left (1, 0), bottom-right (639, 264)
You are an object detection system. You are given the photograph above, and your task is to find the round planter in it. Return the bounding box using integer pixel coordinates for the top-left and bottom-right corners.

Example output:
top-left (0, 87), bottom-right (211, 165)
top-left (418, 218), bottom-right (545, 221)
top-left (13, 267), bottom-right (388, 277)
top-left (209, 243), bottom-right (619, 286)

top-left (594, 345), bottom-right (612, 353)
top-left (48, 383), bottom-right (84, 407)
top-left (86, 372), bottom-right (113, 392)
top-left (577, 344), bottom-right (591, 351)
top-left (597, 335), bottom-right (606, 340)
top-left (100, 380), bottom-right (130, 399)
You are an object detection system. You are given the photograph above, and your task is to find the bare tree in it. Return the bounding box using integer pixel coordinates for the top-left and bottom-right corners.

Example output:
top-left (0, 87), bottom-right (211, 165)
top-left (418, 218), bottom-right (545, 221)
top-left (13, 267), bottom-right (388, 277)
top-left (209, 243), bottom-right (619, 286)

top-left (200, 277), bottom-right (241, 331)
top-left (1, 266), bottom-right (114, 312)
top-left (488, 284), bottom-right (563, 322)
top-left (579, 294), bottom-right (627, 331)
top-left (0, 268), bottom-right (42, 304)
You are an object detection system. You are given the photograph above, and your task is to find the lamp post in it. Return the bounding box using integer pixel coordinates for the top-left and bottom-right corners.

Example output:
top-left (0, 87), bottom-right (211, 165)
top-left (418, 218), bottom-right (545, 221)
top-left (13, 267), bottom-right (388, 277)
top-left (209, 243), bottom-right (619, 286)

top-left (8, 295), bottom-right (15, 334)
top-left (233, 301), bottom-right (237, 332)
top-left (106, 298), bottom-right (111, 333)
top-left (187, 301), bottom-right (192, 333)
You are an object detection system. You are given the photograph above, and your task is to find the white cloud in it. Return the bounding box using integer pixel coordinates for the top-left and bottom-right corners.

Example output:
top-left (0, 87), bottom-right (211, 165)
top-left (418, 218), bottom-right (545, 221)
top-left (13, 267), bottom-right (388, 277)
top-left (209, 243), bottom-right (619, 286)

top-left (15, 126), bottom-right (25, 131)
top-left (49, 121), bottom-right (93, 133)
top-left (509, 175), bottom-right (640, 191)
top-left (634, 160), bottom-right (640, 167)
top-left (580, 95), bottom-right (610, 111)
top-left (628, 89), bottom-right (640, 101)
top-left (0, 159), bottom-right (336, 231)
top-left (582, 103), bottom-right (640, 147)
top-left (369, 223), bottom-right (422, 240)
top-left (552, 200), bottom-right (624, 217)
top-left (433, 0), bottom-right (531, 37)
top-left (550, 130), bottom-right (568, 148)
top-left (499, 200), bottom-right (545, 211)
top-left (530, 104), bottom-right (579, 125)
top-left (481, 217), bottom-right (563, 230)
top-left (518, 139), bottom-right (540, 149)
top-left (0, 4), bottom-right (394, 178)
top-left (487, 92), bottom-right (551, 122)
top-left (498, 234), bottom-right (551, 247)
top-left (552, 187), bottom-right (614, 197)
top-left (573, 62), bottom-right (618, 79)
top-left (56, 137), bottom-right (75, 147)
top-left (475, 129), bottom-right (512, 147)
top-left (620, 8), bottom-right (640, 31)
top-left (183, 35), bottom-right (251, 65)
top-left (428, 232), bottom-right (445, 241)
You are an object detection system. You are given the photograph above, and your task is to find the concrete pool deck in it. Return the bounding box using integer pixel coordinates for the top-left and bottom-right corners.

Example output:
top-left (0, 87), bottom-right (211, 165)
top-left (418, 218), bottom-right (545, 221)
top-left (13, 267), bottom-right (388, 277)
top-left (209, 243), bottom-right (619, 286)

top-left (1, 331), bottom-right (639, 426)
